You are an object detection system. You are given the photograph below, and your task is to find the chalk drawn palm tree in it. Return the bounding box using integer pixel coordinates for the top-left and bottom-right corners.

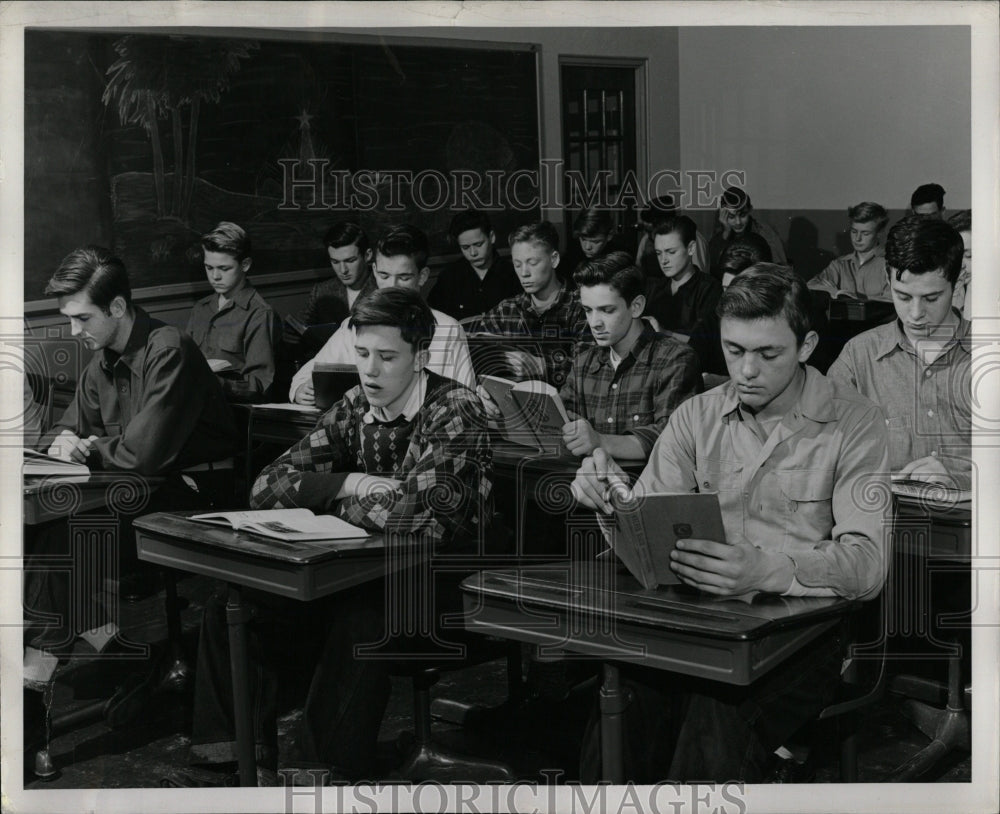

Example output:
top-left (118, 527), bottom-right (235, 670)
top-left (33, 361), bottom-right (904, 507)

top-left (102, 35), bottom-right (258, 222)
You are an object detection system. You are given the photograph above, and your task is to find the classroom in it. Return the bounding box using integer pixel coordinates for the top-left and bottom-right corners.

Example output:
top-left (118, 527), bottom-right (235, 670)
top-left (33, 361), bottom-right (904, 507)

top-left (7, 4), bottom-right (998, 812)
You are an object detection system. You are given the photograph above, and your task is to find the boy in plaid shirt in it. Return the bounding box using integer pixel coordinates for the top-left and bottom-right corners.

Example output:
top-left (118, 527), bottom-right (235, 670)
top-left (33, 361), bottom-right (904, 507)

top-left (559, 252), bottom-right (702, 459)
top-left (188, 287), bottom-right (493, 782)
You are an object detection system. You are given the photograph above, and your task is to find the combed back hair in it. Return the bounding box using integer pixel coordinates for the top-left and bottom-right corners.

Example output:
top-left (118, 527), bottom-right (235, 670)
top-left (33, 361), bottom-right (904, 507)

top-left (639, 194), bottom-right (678, 228)
top-left (448, 209), bottom-right (493, 241)
top-left (573, 251), bottom-right (645, 304)
top-left (45, 245), bottom-right (132, 311)
top-left (349, 286), bottom-right (435, 354)
top-left (947, 209), bottom-right (971, 233)
top-left (377, 224), bottom-right (429, 268)
top-left (572, 207), bottom-right (614, 238)
top-left (910, 183), bottom-right (945, 210)
top-left (720, 186), bottom-right (752, 212)
top-left (885, 216), bottom-right (963, 285)
top-left (652, 214), bottom-right (698, 247)
top-left (201, 221), bottom-right (252, 261)
top-left (717, 263), bottom-right (812, 345)
top-left (847, 202), bottom-right (889, 231)
top-left (718, 233), bottom-right (773, 277)
top-left (323, 220), bottom-right (370, 254)
top-left (508, 221), bottom-right (560, 253)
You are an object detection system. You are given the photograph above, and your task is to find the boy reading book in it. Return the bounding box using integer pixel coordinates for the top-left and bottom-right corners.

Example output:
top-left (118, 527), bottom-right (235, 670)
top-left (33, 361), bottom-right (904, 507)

top-left (188, 286), bottom-right (493, 782)
top-left (807, 202), bottom-right (890, 301)
top-left (571, 264), bottom-right (889, 783)
top-left (186, 222), bottom-right (282, 402)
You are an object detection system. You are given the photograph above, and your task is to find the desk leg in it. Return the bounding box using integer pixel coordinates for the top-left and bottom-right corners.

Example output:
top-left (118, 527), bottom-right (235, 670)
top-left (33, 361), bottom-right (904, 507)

top-left (225, 583), bottom-right (257, 787)
top-left (599, 662), bottom-right (626, 784)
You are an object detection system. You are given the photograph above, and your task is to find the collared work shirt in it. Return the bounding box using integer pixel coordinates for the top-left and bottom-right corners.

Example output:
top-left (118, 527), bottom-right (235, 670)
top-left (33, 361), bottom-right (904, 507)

top-left (428, 254), bottom-right (522, 321)
top-left (808, 247), bottom-right (889, 300)
top-left (643, 270), bottom-right (723, 337)
top-left (559, 323), bottom-right (701, 457)
top-left (827, 315), bottom-right (972, 487)
top-left (298, 273), bottom-right (377, 329)
top-left (49, 307), bottom-right (237, 475)
top-left (636, 366), bottom-right (890, 601)
top-left (186, 284), bottom-right (281, 401)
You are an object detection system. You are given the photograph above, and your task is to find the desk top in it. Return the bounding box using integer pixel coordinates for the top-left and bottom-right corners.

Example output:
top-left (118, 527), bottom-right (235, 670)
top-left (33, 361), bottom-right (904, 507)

top-left (23, 472), bottom-right (165, 525)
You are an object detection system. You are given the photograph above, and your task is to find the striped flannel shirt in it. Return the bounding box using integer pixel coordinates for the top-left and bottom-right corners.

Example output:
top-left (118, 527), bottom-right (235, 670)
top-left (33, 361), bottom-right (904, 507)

top-left (251, 371), bottom-right (493, 550)
top-left (558, 323), bottom-right (702, 457)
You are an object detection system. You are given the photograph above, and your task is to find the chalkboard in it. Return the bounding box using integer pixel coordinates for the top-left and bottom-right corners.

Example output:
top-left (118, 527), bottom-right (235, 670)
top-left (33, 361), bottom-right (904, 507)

top-left (24, 31), bottom-right (540, 302)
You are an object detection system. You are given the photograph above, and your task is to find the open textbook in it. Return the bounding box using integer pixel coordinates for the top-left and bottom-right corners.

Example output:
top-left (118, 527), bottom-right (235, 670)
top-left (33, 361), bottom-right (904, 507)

top-left (480, 375), bottom-right (570, 450)
top-left (611, 491), bottom-right (727, 590)
top-left (190, 508), bottom-right (369, 542)
top-left (23, 447), bottom-right (90, 477)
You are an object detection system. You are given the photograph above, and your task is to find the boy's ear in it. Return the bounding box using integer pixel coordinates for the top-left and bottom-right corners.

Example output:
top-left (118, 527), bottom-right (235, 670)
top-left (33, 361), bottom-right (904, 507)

top-left (550, 250), bottom-right (560, 269)
top-left (629, 293), bottom-right (646, 318)
top-left (687, 240), bottom-right (698, 259)
top-left (363, 248), bottom-right (373, 264)
top-left (418, 266), bottom-right (431, 288)
top-left (109, 295), bottom-right (127, 318)
top-left (240, 257), bottom-right (253, 275)
top-left (797, 330), bottom-right (819, 364)
top-left (488, 230), bottom-right (497, 246)
top-left (413, 347), bottom-right (430, 372)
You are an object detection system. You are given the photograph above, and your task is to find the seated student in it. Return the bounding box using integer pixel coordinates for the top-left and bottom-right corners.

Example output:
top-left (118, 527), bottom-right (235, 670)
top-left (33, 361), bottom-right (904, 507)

top-left (188, 287), bottom-right (493, 782)
top-left (828, 216), bottom-right (971, 488)
top-left (717, 231), bottom-right (773, 288)
top-left (26, 247), bottom-right (236, 721)
top-left (289, 224), bottom-right (475, 404)
top-left (636, 194), bottom-right (711, 280)
top-left (186, 222), bottom-right (281, 402)
top-left (427, 208), bottom-right (521, 320)
top-left (808, 202), bottom-right (890, 300)
top-left (909, 182), bottom-right (946, 219)
top-left (571, 263), bottom-right (889, 783)
top-left (708, 186), bottom-right (788, 270)
top-left (947, 209), bottom-right (972, 318)
top-left (643, 215), bottom-right (723, 351)
top-left (559, 251), bottom-right (701, 459)
top-left (473, 221), bottom-right (589, 388)
top-left (560, 206), bottom-right (633, 280)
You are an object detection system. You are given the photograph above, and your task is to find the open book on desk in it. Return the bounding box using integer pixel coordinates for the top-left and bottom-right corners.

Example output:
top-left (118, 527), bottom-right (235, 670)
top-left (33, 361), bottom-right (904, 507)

top-left (190, 509), bottom-right (368, 542)
top-left (611, 491), bottom-right (726, 590)
top-left (480, 375), bottom-right (570, 451)
top-left (891, 475), bottom-right (971, 505)
top-left (23, 448), bottom-right (90, 477)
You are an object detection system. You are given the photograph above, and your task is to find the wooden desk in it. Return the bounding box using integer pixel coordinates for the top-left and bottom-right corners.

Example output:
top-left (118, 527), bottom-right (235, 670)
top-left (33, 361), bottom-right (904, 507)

top-left (23, 472), bottom-right (164, 526)
top-left (134, 512), bottom-right (409, 786)
top-left (461, 561), bottom-right (856, 781)
top-left (893, 495), bottom-right (971, 559)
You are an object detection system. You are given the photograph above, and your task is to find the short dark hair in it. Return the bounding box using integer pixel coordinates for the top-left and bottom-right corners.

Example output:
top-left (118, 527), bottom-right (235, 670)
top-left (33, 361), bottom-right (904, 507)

top-left (349, 286), bottom-right (435, 354)
top-left (638, 195), bottom-right (678, 229)
top-left (652, 214), bottom-right (697, 248)
top-left (718, 233), bottom-right (773, 277)
top-left (573, 251), bottom-right (645, 304)
top-left (947, 209), bottom-right (971, 233)
top-left (910, 183), bottom-right (945, 210)
top-left (449, 209), bottom-right (493, 241)
top-left (720, 186), bottom-right (751, 212)
top-left (572, 207), bottom-right (613, 239)
top-left (717, 263), bottom-right (812, 345)
top-left (884, 216), bottom-right (963, 285)
top-left (44, 246), bottom-right (132, 311)
top-left (323, 220), bottom-right (370, 254)
top-left (508, 221), bottom-right (560, 253)
top-left (201, 221), bottom-right (252, 262)
top-left (847, 202), bottom-right (889, 232)
top-left (376, 224), bottom-right (429, 268)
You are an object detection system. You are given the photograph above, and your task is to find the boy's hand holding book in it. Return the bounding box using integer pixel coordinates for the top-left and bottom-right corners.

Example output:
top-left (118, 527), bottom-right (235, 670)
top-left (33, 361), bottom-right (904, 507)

top-left (562, 418), bottom-right (602, 457)
top-left (504, 349), bottom-right (545, 380)
top-left (670, 537), bottom-right (794, 596)
top-left (895, 455), bottom-right (955, 486)
top-left (47, 429), bottom-right (99, 464)
top-left (571, 447), bottom-right (631, 514)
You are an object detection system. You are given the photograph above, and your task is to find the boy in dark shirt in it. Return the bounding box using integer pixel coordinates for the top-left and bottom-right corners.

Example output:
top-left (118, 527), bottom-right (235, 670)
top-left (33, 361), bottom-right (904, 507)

top-left (560, 206), bottom-right (633, 280)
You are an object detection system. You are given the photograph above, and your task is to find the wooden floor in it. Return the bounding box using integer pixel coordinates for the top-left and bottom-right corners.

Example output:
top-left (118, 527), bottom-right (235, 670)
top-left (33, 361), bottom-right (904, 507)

top-left (21, 573), bottom-right (971, 789)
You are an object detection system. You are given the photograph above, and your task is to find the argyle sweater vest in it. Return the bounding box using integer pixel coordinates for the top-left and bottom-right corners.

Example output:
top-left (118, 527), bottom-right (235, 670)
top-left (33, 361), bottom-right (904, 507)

top-left (355, 414), bottom-right (416, 478)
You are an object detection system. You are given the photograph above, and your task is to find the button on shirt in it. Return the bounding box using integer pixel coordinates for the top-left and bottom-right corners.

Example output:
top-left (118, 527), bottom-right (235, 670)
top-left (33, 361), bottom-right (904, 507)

top-left (827, 314), bottom-right (972, 487)
top-left (808, 247), bottom-right (889, 300)
top-left (633, 366), bottom-right (890, 601)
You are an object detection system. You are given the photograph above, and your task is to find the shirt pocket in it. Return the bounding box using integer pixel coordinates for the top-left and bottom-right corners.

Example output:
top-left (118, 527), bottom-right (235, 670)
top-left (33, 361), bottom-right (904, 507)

top-left (884, 415), bottom-right (912, 467)
top-left (694, 458), bottom-right (742, 494)
top-left (778, 468), bottom-right (835, 544)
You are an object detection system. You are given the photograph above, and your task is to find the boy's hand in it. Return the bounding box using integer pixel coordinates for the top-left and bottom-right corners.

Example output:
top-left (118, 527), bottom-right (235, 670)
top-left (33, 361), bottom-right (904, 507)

top-left (570, 447), bottom-right (630, 514)
top-left (292, 382), bottom-right (315, 406)
top-left (476, 385), bottom-right (502, 420)
top-left (48, 430), bottom-right (98, 464)
top-left (562, 418), bottom-right (601, 456)
top-left (505, 350), bottom-right (545, 380)
top-left (897, 455), bottom-right (954, 486)
top-left (337, 473), bottom-right (404, 500)
top-left (670, 538), bottom-right (793, 596)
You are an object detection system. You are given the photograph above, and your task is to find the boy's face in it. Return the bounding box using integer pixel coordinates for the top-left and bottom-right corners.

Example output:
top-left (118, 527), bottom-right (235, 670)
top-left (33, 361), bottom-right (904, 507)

top-left (58, 290), bottom-right (127, 352)
top-left (723, 206), bottom-right (751, 234)
top-left (373, 253), bottom-right (429, 293)
top-left (511, 240), bottom-right (559, 295)
top-left (327, 242), bottom-right (372, 289)
top-left (912, 202), bottom-right (943, 219)
top-left (457, 228), bottom-right (496, 272)
top-left (579, 283), bottom-right (641, 349)
top-left (889, 267), bottom-right (955, 341)
top-left (579, 232), bottom-right (611, 259)
top-left (354, 324), bottom-right (425, 411)
top-left (204, 250), bottom-right (250, 298)
top-left (720, 315), bottom-right (815, 414)
top-left (654, 232), bottom-right (695, 279)
top-left (849, 220), bottom-right (881, 254)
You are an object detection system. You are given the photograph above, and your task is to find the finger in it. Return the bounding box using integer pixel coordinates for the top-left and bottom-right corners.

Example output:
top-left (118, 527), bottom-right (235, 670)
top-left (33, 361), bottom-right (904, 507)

top-left (897, 459), bottom-right (919, 476)
top-left (675, 538), bottom-right (730, 558)
top-left (669, 559), bottom-right (733, 590)
top-left (571, 478), bottom-right (606, 512)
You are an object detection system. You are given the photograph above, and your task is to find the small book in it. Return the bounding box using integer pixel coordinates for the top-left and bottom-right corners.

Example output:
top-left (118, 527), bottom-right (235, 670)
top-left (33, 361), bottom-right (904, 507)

top-left (480, 375), bottom-right (569, 450)
top-left (23, 447), bottom-right (90, 477)
top-left (207, 358), bottom-right (234, 373)
top-left (189, 509), bottom-right (369, 541)
top-left (611, 491), bottom-right (727, 590)
top-left (313, 363), bottom-right (358, 410)
top-left (891, 475), bottom-right (971, 504)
